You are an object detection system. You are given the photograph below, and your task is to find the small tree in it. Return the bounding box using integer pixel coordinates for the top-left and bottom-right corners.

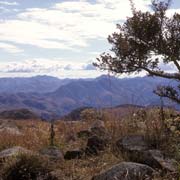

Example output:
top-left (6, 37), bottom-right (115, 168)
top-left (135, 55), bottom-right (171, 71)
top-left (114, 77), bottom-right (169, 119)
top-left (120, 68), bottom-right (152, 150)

top-left (95, 0), bottom-right (180, 103)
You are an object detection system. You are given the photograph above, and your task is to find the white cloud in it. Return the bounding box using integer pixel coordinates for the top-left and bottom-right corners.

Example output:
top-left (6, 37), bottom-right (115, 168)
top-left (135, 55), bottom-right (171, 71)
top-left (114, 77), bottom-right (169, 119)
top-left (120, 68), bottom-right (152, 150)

top-left (0, 59), bottom-right (96, 73)
top-left (0, 59), bottom-right (102, 78)
top-left (0, 1), bottom-right (18, 6)
top-left (0, 42), bottom-right (23, 53)
top-left (167, 8), bottom-right (180, 16)
top-left (0, 0), bottom-right (152, 50)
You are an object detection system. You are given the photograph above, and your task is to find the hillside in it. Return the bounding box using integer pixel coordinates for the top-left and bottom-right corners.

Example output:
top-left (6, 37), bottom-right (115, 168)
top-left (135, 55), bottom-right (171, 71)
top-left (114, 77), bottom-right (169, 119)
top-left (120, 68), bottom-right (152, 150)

top-left (0, 75), bottom-right (73, 93)
top-left (0, 75), bottom-right (177, 119)
top-left (0, 108), bottom-right (40, 120)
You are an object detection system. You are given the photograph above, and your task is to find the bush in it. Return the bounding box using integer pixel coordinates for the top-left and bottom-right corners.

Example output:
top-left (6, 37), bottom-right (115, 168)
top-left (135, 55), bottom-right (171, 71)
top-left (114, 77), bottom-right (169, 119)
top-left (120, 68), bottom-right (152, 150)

top-left (1, 154), bottom-right (57, 180)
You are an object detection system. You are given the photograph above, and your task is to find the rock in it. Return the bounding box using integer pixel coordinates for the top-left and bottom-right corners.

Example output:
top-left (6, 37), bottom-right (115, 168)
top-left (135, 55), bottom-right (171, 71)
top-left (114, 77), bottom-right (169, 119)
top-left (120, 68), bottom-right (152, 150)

top-left (91, 120), bottom-right (105, 129)
top-left (65, 133), bottom-right (77, 143)
top-left (40, 146), bottom-right (63, 161)
top-left (77, 120), bottom-right (109, 140)
top-left (90, 120), bottom-right (110, 140)
top-left (92, 162), bottom-right (154, 180)
top-left (0, 120), bottom-right (22, 135)
top-left (64, 149), bottom-right (84, 160)
top-left (116, 135), bottom-right (149, 152)
top-left (141, 150), bottom-right (178, 172)
top-left (91, 126), bottom-right (109, 138)
top-left (85, 136), bottom-right (107, 155)
top-left (116, 135), bottom-right (149, 162)
top-left (116, 135), bottom-right (178, 172)
top-left (0, 146), bottom-right (33, 159)
top-left (77, 130), bottom-right (92, 139)
top-left (50, 170), bottom-right (64, 180)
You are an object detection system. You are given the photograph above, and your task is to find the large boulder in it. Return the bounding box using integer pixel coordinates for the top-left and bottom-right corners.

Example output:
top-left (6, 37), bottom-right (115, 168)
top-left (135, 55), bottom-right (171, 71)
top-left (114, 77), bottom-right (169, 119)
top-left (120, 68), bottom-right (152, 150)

top-left (116, 135), bottom-right (149, 162)
top-left (141, 150), bottom-right (178, 172)
top-left (116, 135), bottom-right (149, 152)
top-left (116, 135), bottom-right (178, 172)
top-left (40, 146), bottom-right (63, 161)
top-left (64, 149), bottom-right (84, 160)
top-left (85, 135), bottom-right (107, 155)
top-left (92, 162), bottom-right (154, 180)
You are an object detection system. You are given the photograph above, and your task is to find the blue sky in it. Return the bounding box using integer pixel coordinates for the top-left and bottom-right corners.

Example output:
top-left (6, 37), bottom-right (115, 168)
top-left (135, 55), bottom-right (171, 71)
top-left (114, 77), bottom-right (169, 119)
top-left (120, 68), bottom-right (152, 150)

top-left (0, 0), bottom-right (179, 78)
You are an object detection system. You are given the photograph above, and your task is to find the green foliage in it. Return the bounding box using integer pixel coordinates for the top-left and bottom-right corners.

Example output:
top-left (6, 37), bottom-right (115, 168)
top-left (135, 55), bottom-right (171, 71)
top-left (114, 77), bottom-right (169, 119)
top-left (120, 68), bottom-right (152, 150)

top-left (95, 0), bottom-right (180, 103)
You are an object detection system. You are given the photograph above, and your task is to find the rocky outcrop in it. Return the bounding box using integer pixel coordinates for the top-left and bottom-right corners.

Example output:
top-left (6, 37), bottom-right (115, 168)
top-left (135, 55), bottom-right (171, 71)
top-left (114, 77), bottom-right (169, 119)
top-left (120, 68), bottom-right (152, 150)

top-left (85, 135), bottom-right (107, 155)
top-left (92, 162), bottom-right (154, 180)
top-left (141, 150), bottom-right (178, 172)
top-left (64, 149), bottom-right (84, 160)
top-left (0, 146), bottom-right (33, 159)
top-left (116, 135), bottom-right (149, 162)
top-left (40, 146), bottom-right (63, 161)
top-left (77, 120), bottom-right (108, 139)
top-left (116, 135), bottom-right (178, 172)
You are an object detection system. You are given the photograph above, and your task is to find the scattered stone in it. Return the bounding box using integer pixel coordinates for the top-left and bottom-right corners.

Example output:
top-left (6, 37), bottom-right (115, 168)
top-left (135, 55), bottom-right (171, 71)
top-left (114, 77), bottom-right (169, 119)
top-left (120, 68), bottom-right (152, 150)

top-left (116, 135), bottom-right (149, 161)
top-left (116, 135), bottom-right (149, 152)
top-left (50, 170), bottom-right (64, 180)
top-left (40, 146), bottom-right (63, 161)
top-left (85, 135), bottom-right (107, 155)
top-left (116, 135), bottom-right (178, 173)
top-left (92, 162), bottom-right (154, 180)
top-left (90, 120), bottom-right (110, 141)
top-left (65, 133), bottom-right (77, 143)
top-left (91, 126), bottom-right (108, 138)
top-left (0, 146), bottom-right (33, 159)
top-left (141, 150), bottom-right (178, 172)
top-left (0, 120), bottom-right (22, 135)
top-left (77, 130), bottom-right (92, 139)
top-left (64, 149), bottom-right (84, 160)
top-left (91, 120), bottom-right (105, 129)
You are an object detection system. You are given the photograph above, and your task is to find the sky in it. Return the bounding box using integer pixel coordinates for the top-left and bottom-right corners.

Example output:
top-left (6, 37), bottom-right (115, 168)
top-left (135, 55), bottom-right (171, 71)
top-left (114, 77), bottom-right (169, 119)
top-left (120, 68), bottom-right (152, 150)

top-left (0, 0), bottom-right (179, 78)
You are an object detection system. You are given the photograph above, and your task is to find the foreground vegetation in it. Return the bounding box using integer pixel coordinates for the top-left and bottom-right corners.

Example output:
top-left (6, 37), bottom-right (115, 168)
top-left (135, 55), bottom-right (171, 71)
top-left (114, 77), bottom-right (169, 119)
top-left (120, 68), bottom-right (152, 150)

top-left (0, 106), bottom-right (179, 179)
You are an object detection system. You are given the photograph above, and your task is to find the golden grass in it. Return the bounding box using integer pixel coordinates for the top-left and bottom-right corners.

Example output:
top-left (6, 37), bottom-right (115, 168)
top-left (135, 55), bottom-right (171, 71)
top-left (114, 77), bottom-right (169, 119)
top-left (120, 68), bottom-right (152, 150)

top-left (0, 107), bottom-right (179, 179)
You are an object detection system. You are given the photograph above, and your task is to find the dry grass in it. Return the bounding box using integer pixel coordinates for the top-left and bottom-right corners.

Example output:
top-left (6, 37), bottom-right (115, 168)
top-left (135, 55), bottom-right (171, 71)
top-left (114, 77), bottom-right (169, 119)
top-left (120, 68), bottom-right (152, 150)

top-left (0, 107), bottom-right (179, 179)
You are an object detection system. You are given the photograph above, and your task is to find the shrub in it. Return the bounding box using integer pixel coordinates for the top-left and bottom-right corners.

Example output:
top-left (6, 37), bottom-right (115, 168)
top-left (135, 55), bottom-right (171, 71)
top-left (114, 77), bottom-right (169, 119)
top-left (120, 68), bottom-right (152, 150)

top-left (1, 154), bottom-right (57, 180)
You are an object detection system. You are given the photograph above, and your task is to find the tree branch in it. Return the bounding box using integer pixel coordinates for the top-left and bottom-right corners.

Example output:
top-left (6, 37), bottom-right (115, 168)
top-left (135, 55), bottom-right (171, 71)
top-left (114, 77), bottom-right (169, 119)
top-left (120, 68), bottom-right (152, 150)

top-left (142, 67), bottom-right (180, 80)
top-left (172, 59), bottom-right (180, 72)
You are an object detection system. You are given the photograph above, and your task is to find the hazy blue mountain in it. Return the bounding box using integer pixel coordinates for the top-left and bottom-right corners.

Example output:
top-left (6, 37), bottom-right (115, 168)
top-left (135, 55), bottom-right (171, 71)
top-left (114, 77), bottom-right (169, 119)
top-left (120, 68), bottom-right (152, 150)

top-left (0, 75), bottom-right (73, 93)
top-left (0, 75), bottom-right (177, 120)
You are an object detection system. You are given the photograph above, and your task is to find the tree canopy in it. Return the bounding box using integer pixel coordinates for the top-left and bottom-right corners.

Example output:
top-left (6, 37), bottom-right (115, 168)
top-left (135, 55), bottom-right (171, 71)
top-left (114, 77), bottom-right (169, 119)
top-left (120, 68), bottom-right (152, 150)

top-left (95, 0), bottom-right (180, 103)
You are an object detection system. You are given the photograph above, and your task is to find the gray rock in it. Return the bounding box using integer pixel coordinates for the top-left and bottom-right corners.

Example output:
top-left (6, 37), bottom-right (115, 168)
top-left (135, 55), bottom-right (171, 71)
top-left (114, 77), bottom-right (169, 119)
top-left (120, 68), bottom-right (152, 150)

top-left (116, 135), bottom-right (149, 152)
top-left (0, 120), bottom-right (22, 135)
top-left (116, 135), bottom-right (149, 162)
top-left (40, 146), bottom-right (63, 161)
top-left (91, 120), bottom-right (105, 129)
top-left (0, 146), bottom-right (33, 159)
top-left (116, 135), bottom-right (178, 172)
top-left (90, 120), bottom-right (110, 141)
top-left (91, 126), bottom-right (108, 138)
top-left (142, 150), bottom-right (178, 172)
top-left (85, 135), bottom-right (107, 155)
top-left (92, 162), bottom-right (154, 180)
top-left (64, 149), bottom-right (84, 160)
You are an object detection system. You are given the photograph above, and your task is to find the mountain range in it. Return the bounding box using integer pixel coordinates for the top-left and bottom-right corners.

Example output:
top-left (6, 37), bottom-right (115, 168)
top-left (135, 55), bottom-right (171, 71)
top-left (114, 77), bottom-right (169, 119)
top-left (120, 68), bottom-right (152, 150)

top-left (0, 75), bottom-right (178, 120)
